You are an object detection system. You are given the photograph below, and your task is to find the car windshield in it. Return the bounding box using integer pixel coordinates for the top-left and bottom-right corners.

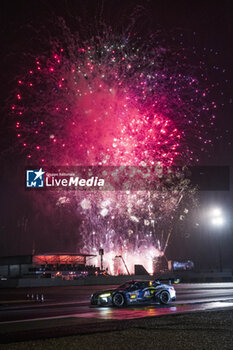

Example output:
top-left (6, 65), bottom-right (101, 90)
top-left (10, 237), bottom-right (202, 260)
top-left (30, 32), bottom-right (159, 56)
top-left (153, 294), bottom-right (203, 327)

top-left (118, 282), bottom-right (133, 289)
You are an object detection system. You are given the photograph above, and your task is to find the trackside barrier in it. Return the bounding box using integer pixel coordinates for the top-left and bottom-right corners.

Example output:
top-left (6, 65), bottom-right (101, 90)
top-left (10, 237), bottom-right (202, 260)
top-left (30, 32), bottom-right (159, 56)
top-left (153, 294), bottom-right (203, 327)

top-left (0, 274), bottom-right (233, 288)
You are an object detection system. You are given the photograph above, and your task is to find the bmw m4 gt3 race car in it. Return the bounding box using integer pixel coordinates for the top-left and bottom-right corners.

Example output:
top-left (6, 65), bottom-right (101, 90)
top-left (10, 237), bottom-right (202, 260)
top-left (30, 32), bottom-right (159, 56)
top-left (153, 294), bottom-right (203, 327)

top-left (90, 280), bottom-right (176, 307)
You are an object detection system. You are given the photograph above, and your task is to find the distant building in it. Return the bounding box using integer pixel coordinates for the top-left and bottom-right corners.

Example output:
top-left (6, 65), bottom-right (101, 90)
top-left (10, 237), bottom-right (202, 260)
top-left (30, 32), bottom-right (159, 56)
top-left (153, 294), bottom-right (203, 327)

top-left (0, 253), bottom-right (97, 279)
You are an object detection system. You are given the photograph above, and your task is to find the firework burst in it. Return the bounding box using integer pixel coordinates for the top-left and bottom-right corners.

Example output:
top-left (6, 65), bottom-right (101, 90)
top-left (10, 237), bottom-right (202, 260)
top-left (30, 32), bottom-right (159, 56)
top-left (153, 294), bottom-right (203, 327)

top-left (11, 20), bottom-right (216, 273)
top-left (12, 23), bottom-right (216, 166)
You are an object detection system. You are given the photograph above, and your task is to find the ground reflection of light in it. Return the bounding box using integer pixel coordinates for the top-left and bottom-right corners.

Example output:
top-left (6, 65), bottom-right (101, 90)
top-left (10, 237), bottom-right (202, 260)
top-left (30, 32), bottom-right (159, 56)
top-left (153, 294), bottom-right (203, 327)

top-left (98, 307), bottom-right (113, 318)
top-left (146, 308), bottom-right (158, 316)
top-left (170, 306), bottom-right (177, 311)
top-left (206, 302), bottom-right (233, 309)
top-left (82, 300), bottom-right (233, 322)
top-left (99, 307), bottom-right (112, 313)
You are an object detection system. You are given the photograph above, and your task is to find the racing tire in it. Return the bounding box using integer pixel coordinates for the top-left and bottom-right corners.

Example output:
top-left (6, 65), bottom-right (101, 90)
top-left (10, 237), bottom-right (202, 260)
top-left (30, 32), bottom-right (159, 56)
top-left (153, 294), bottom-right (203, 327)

top-left (159, 290), bottom-right (170, 305)
top-left (112, 293), bottom-right (126, 307)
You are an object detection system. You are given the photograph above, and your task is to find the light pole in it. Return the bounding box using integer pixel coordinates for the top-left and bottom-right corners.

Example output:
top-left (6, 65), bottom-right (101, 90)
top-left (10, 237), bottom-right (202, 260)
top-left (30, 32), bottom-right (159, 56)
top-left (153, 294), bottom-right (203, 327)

top-left (209, 208), bottom-right (224, 272)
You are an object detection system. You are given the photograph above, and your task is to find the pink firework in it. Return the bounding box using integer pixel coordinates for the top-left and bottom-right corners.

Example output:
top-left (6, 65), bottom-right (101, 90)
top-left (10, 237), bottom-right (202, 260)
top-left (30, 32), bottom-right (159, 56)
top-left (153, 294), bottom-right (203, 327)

top-left (11, 25), bottom-right (216, 167)
top-left (10, 23), bottom-right (216, 274)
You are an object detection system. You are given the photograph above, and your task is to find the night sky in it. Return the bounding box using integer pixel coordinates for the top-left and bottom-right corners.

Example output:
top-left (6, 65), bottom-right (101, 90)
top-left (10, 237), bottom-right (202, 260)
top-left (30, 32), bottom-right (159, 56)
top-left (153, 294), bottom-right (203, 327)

top-left (0, 0), bottom-right (233, 270)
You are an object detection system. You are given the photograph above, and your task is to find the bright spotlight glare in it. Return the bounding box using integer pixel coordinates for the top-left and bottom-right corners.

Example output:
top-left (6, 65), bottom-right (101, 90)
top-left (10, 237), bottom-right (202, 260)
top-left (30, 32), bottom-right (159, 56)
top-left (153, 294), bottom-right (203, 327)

top-left (211, 217), bottom-right (224, 226)
top-left (211, 208), bottom-right (222, 217)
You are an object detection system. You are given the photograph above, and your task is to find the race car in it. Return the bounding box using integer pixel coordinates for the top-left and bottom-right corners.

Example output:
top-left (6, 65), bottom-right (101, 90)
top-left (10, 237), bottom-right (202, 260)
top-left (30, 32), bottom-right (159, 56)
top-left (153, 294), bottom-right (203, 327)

top-left (90, 280), bottom-right (176, 307)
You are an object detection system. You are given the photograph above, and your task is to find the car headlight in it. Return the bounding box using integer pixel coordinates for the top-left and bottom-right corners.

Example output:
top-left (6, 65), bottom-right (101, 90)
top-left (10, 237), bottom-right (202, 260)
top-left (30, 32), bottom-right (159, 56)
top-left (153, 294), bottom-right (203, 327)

top-left (100, 293), bottom-right (111, 298)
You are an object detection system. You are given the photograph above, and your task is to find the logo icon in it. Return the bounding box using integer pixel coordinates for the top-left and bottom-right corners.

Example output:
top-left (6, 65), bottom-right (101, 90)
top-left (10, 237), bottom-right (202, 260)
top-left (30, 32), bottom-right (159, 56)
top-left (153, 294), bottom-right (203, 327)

top-left (26, 168), bottom-right (45, 188)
